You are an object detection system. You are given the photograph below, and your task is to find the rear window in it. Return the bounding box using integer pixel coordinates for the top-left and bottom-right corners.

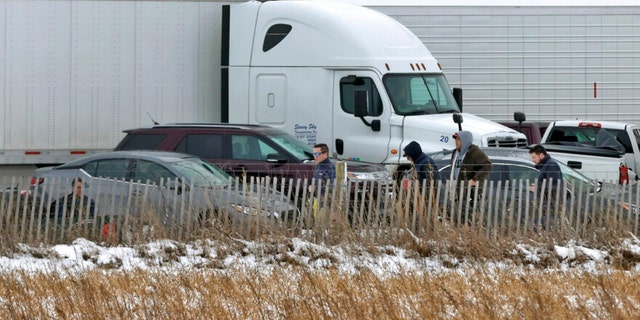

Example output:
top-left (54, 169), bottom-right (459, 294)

top-left (546, 126), bottom-right (632, 152)
top-left (116, 134), bottom-right (165, 151)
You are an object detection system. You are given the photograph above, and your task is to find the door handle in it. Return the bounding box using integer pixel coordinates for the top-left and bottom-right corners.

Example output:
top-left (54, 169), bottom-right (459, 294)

top-left (232, 166), bottom-right (247, 177)
top-left (131, 191), bottom-right (145, 197)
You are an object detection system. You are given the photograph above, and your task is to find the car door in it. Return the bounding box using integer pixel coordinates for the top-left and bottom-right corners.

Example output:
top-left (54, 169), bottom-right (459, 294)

top-left (82, 158), bottom-right (133, 217)
top-left (228, 133), bottom-right (295, 181)
top-left (172, 131), bottom-right (292, 183)
top-left (129, 159), bottom-right (179, 223)
top-left (505, 163), bottom-right (540, 209)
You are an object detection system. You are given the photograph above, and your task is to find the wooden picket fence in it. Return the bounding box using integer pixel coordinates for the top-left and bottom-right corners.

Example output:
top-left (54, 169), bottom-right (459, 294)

top-left (1, 175), bottom-right (639, 246)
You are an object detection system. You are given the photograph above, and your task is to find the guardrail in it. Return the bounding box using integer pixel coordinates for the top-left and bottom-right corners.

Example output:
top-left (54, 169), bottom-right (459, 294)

top-left (1, 175), bottom-right (638, 245)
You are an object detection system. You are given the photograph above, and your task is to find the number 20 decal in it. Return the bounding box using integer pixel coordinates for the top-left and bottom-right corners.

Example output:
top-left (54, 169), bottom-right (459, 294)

top-left (440, 135), bottom-right (449, 143)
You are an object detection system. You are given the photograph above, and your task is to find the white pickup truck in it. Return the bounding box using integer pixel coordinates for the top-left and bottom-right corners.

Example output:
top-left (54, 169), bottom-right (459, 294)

top-left (540, 120), bottom-right (640, 184)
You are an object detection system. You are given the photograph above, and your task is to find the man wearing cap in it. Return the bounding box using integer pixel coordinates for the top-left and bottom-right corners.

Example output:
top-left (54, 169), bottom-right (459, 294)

top-left (450, 131), bottom-right (492, 213)
top-left (402, 140), bottom-right (440, 188)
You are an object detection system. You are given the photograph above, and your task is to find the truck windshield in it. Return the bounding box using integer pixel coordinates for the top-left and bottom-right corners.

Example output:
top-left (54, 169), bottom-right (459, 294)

top-left (383, 74), bottom-right (459, 116)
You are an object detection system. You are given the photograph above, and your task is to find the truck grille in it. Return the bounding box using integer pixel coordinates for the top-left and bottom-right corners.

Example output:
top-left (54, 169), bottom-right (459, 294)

top-left (487, 138), bottom-right (528, 148)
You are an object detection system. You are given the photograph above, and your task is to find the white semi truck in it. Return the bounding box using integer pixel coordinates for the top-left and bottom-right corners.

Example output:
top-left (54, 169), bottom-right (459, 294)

top-left (0, 0), bottom-right (526, 176)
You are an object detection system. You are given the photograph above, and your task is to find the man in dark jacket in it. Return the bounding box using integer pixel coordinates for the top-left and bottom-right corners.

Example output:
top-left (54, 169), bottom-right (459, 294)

top-left (402, 141), bottom-right (440, 222)
top-left (402, 140), bottom-right (440, 188)
top-left (450, 131), bottom-right (492, 186)
top-left (529, 144), bottom-right (564, 229)
top-left (529, 144), bottom-right (563, 194)
top-left (449, 131), bottom-right (492, 218)
top-left (50, 177), bottom-right (96, 224)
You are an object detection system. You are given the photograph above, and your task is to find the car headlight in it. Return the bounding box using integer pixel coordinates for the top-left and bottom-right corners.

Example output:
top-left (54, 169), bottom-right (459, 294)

top-left (347, 172), bottom-right (375, 181)
top-left (347, 171), bottom-right (393, 183)
top-left (230, 204), bottom-right (271, 217)
top-left (619, 202), bottom-right (638, 215)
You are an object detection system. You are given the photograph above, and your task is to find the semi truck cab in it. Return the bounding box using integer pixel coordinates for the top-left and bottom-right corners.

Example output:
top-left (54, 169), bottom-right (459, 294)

top-left (222, 0), bottom-right (527, 174)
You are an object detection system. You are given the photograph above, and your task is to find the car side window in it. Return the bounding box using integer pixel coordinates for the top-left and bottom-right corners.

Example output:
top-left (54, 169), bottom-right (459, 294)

top-left (488, 164), bottom-right (508, 182)
top-left (509, 165), bottom-right (539, 183)
top-left (90, 159), bottom-right (130, 180)
top-left (175, 134), bottom-right (224, 159)
top-left (231, 135), bottom-right (278, 161)
top-left (83, 161), bottom-right (98, 176)
top-left (131, 160), bottom-right (175, 185)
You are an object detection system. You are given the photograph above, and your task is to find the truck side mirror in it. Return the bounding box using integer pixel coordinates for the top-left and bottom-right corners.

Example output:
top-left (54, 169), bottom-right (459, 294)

top-left (452, 87), bottom-right (463, 112)
top-left (353, 89), bottom-right (381, 132)
top-left (514, 111), bottom-right (526, 123)
top-left (453, 113), bottom-right (463, 131)
top-left (513, 111), bottom-right (526, 133)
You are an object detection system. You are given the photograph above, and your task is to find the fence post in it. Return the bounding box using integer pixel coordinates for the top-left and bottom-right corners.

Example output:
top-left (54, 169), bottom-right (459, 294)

top-left (635, 183), bottom-right (640, 236)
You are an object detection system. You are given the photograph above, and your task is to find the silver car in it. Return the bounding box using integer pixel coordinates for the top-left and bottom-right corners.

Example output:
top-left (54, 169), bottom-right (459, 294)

top-left (32, 151), bottom-right (299, 228)
top-left (431, 147), bottom-right (637, 222)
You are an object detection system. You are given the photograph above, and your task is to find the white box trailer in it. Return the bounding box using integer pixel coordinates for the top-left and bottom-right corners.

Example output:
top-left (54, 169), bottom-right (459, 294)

top-left (0, 0), bottom-right (222, 167)
top-left (366, 1), bottom-right (640, 125)
top-left (1, 0), bottom-right (528, 177)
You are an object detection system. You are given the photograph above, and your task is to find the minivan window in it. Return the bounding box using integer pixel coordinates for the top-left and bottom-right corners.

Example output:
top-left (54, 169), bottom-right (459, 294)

top-left (231, 135), bottom-right (278, 161)
top-left (175, 134), bottom-right (224, 159)
top-left (117, 134), bottom-right (165, 150)
top-left (266, 133), bottom-right (313, 160)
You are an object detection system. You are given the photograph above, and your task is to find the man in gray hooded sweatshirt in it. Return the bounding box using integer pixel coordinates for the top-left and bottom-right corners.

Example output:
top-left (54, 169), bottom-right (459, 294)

top-left (450, 131), bottom-right (492, 212)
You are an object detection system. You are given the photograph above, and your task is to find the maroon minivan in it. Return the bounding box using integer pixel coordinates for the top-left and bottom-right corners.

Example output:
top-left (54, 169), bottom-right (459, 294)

top-left (115, 123), bottom-right (393, 204)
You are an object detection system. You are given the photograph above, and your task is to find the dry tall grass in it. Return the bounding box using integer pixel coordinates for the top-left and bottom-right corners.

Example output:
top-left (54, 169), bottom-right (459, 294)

top-left (2, 177), bottom-right (640, 319)
top-left (0, 266), bottom-right (638, 319)
top-left (0, 225), bottom-right (639, 319)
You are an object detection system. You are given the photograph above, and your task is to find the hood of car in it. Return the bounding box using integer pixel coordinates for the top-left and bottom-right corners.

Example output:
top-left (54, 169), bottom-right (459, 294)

top-left (209, 183), bottom-right (299, 220)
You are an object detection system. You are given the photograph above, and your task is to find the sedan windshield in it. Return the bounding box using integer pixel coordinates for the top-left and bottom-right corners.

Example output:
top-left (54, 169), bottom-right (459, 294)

top-left (169, 159), bottom-right (231, 187)
top-left (383, 74), bottom-right (459, 116)
top-left (557, 161), bottom-right (598, 192)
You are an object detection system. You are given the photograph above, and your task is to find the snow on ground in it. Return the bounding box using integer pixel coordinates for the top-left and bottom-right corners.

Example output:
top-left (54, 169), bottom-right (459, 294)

top-left (2, 234), bottom-right (640, 275)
